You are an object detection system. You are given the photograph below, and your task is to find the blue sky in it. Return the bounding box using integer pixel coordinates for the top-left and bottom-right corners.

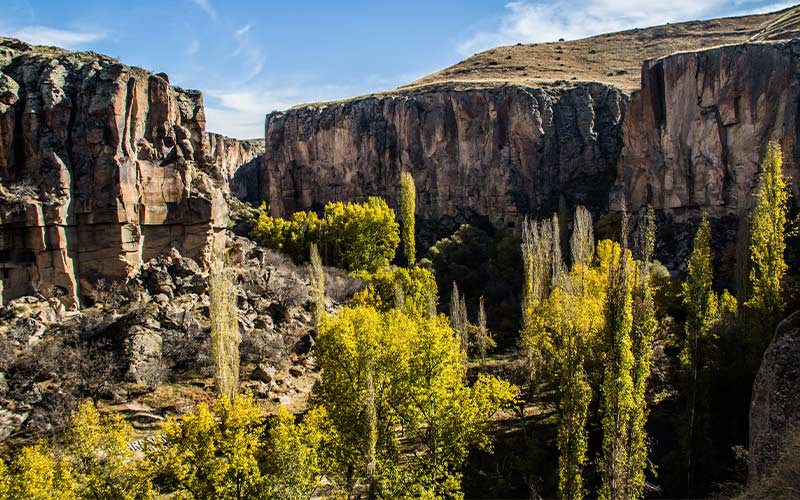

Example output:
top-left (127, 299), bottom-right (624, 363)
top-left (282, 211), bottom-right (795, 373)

top-left (1, 0), bottom-right (794, 138)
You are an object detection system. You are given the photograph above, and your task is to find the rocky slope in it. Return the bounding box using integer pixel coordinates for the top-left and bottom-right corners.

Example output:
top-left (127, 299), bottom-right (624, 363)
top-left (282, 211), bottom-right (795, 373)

top-left (0, 38), bottom-right (229, 307)
top-left (264, 84), bottom-right (626, 244)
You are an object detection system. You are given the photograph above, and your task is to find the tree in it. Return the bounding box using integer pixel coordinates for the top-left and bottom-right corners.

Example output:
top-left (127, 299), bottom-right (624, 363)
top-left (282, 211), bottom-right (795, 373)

top-left (315, 306), bottom-right (515, 498)
top-left (746, 141), bottom-right (789, 328)
top-left (309, 243), bottom-right (326, 327)
top-left (323, 197), bottom-right (400, 272)
top-left (681, 215), bottom-right (718, 496)
top-left (626, 206), bottom-right (657, 499)
top-left (261, 407), bottom-right (330, 500)
top-left (6, 442), bottom-right (78, 500)
top-left (363, 266), bottom-right (438, 318)
top-left (474, 296), bottom-right (494, 362)
top-left (157, 395), bottom-right (266, 499)
top-left (599, 210), bottom-right (635, 500)
top-left (65, 401), bottom-right (155, 500)
top-left (451, 283), bottom-right (469, 355)
top-left (209, 254), bottom-right (240, 402)
top-left (400, 171), bottom-right (417, 266)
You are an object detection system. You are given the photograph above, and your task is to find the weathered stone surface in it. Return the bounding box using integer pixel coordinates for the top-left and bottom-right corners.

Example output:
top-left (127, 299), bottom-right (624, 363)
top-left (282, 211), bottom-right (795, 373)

top-left (749, 311), bottom-right (800, 484)
top-left (207, 132), bottom-right (264, 202)
top-left (0, 38), bottom-right (228, 306)
top-left (615, 40), bottom-right (800, 215)
top-left (262, 84), bottom-right (626, 244)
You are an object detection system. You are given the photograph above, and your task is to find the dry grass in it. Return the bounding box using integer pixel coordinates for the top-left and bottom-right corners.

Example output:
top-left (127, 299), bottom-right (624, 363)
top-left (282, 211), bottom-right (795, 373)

top-left (291, 5), bottom-right (800, 112)
top-left (410, 6), bottom-right (800, 93)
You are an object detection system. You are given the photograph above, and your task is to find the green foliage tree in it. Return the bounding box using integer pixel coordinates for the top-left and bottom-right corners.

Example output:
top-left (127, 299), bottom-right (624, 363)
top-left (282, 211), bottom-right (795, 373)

top-left (6, 442), bottom-right (78, 500)
top-left (157, 395), bottom-right (266, 499)
top-left (626, 206), bottom-right (657, 499)
top-left (400, 171), bottom-right (417, 266)
top-left (209, 255), bottom-right (240, 402)
top-left (251, 197), bottom-right (399, 273)
top-left (323, 197), bottom-right (400, 272)
top-left (261, 406), bottom-right (330, 500)
top-left (315, 305), bottom-right (516, 498)
top-left (681, 215), bottom-right (719, 495)
top-left (599, 211), bottom-right (636, 500)
top-left (359, 265), bottom-right (438, 318)
top-left (747, 141), bottom-right (789, 327)
top-left (65, 401), bottom-right (155, 500)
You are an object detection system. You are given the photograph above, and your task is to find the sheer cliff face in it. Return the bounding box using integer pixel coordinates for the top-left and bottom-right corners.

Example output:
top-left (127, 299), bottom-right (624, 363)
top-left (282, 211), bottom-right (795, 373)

top-left (617, 40), bottom-right (800, 216)
top-left (263, 84), bottom-right (626, 241)
top-left (207, 133), bottom-right (264, 202)
top-left (0, 39), bottom-right (227, 305)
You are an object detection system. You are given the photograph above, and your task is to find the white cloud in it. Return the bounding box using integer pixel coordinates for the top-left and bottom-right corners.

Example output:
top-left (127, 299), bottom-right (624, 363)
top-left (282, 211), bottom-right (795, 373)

top-left (191, 0), bottom-right (218, 21)
top-left (457, 0), bottom-right (776, 55)
top-left (8, 25), bottom-right (105, 49)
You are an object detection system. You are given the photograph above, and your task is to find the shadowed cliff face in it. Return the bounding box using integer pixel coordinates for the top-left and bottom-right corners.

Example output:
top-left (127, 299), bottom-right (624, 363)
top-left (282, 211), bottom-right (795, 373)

top-left (207, 132), bottom-right (264, 202)
top-left (616, 40), bottom-right (800, 215)
top-left (0, 38), bottom-right (228, 306)
top-left (263, 84), bottom-right (626, 244)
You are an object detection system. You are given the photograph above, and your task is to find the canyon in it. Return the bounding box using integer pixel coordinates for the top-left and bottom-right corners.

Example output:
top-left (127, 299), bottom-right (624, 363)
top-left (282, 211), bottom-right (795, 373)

top-left (2, 8), bottom-right (800, 304)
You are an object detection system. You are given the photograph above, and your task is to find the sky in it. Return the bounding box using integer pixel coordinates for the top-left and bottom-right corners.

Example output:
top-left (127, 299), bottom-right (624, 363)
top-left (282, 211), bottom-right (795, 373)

top-left (1, 0), bottom-right (795, 138)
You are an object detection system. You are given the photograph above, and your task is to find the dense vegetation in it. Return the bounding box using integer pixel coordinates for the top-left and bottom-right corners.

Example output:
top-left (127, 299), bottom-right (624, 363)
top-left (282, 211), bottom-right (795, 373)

top-left (1, 143), bottom-right (797, 499)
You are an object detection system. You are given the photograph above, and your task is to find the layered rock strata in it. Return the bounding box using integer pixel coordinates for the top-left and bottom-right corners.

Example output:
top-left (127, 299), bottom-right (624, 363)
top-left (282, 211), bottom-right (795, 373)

top-left (0, 38), bottom-right (228, 306)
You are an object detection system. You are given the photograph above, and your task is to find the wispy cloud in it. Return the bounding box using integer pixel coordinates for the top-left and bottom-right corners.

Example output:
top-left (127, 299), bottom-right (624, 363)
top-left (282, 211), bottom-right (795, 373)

top-left (8, 25), bottom-right (105, 49)
top-left (191, 0), bottom-right (218, 21)
top-left (457, 0), bottom-right (779, 55)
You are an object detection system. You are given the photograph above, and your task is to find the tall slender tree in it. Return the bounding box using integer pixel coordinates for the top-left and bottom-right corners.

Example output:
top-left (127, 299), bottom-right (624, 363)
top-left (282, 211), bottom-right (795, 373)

top-left (599, 210), bottom-right (635, 500)
top-left (626, 206), bottom-right (657, 499)
top-left (681, 215), bottom-right (718, 495)
top-left (209, 252), bottom-right (240, 402)
top-left (400, 171), bottom-right (417, 266)
top-left (309, 243), bottom-right (326, 327)
top-left (746, 141), bottom-right (789, 327)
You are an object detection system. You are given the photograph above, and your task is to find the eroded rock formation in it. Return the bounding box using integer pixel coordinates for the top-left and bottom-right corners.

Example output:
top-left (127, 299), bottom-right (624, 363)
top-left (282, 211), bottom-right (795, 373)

top-left (616, 40), bottom-right (800, 215)
top-left (207, 132), bottom-right (264, 201)
top-left (749, 311), bottom-right (800, 484)
top-left (0, 38), bottom-right (228, 306)
top-left (263, 84), bottom-right (626, 243)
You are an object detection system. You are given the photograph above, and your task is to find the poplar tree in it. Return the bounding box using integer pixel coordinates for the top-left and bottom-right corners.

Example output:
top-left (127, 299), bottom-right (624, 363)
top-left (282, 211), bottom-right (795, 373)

top-left (746, 141), bottom-right (789, 327)
top-left (599, 210), bottom-right (635, 500)
top-left (681, 215), bottom-right (718, 495)
top-left (209, 253), bottom-right (240, 402)
top-left (309, 243), bottom-right (326, 327)
top-left (627, 206), bottom-right (657, 499)
top-left (400, 171), bottom-right (417, 266)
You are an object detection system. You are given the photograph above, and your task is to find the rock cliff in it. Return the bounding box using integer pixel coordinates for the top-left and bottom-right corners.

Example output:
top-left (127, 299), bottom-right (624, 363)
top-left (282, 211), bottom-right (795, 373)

top-left (263, 84), bottom-right (626, 244)
top-left (207, 132), bottom-right (264, 202)
top-left (0, 38), bottom-right (228, 306)
top-left (615, 40), bottom-right (800, 215)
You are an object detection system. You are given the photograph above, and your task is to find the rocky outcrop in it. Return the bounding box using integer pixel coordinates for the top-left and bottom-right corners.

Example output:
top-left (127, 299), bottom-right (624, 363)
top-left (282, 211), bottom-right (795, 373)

top-left (0, 38), bottom-right (228, 306)
top-left (262, 84), bottom-right (626, 244)
top-left (615, 40), bottom-right (800, 215)
top-left (206, 133), bottom-right (264, 202)
top-left (749, 311), bottom-right (800, 485)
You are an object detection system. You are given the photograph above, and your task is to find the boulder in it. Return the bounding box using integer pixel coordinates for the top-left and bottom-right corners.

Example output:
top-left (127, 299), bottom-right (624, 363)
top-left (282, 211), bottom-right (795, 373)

top-left (749, 311), bottom-right (800, 484)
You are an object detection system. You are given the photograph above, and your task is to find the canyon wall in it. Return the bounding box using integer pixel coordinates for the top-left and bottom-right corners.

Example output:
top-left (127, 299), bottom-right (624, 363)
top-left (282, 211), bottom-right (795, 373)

top-left (0, 38), bottom-right (228, 306)
top-left (207, 132), bottom-right (264, 202)
top-left (262, 84), bottom-right (626, 243)
top-left (616, 40), bottom-right (800, 217)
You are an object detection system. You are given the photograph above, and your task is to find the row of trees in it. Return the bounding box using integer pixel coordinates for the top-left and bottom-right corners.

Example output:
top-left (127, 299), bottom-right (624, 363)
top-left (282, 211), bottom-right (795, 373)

top-left (518, 140), bottom-right (792, 500)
